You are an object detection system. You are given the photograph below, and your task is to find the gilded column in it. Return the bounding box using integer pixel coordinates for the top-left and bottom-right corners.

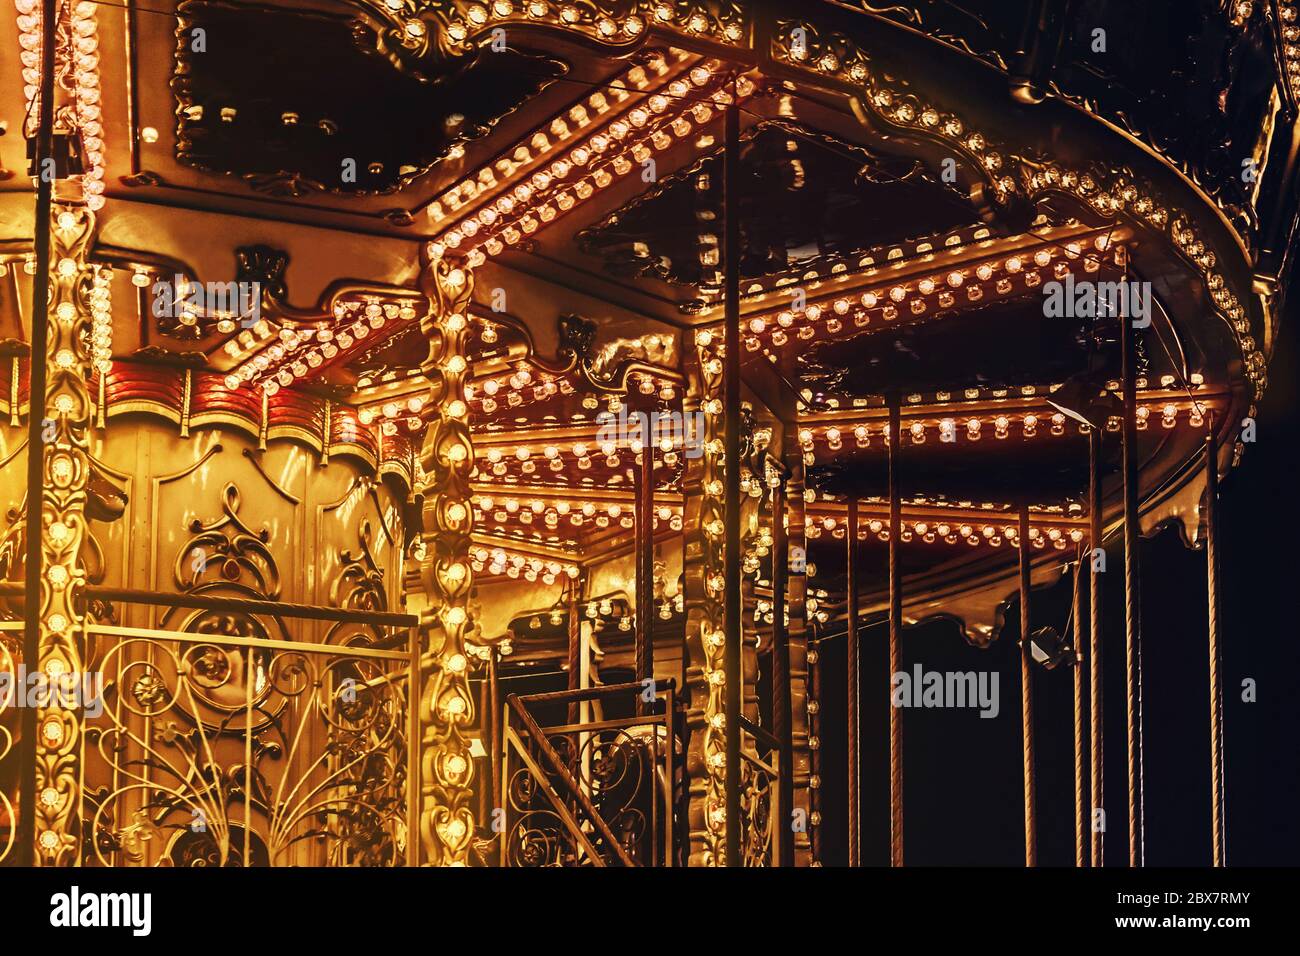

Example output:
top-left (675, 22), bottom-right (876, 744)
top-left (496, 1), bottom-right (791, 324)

top-left (683, 330), bottom-right (725, 865)
top-left (784, 449), bottom-right (813, 865)
top-left (34, 202), bottom-right (95, 864)
top-left (416, 252), bottom-right (477, 866)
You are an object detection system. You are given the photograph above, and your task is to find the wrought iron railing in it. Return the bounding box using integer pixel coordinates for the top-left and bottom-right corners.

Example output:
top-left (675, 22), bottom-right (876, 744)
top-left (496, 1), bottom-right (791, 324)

top-left (2, 588), bottom-right (419, 867)
top-left (737, 716), bottom-right (779, 867)
top-left (80, 621), bottom-right (417, 866)
top-left (500, 680), bottom-right (681, 867)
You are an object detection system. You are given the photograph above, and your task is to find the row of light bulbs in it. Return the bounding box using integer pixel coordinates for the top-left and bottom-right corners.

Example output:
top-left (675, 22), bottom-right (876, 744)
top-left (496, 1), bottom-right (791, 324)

top-left (87, 265), bottom-right (111, 373)
top-left (429, 52), bottom-right (681, 224)
top-left (797, 399), bottom-right (1212, 454)
top-left (805, 513), bottom-right (1085, 550)
top-left (432, 64), bottom-right (755, 266)
top-left (473, 494), bottom-right (683, 531)
top-left (15, 0), bottom-right (107, 210)
top-left (470, 545), bottom-right (579, 583)
top-left (439, 0), bottom-right (744, 49)
top-left (475, 437), bottom-right (684, 476)
top-left (738, 239), bottom-right (1117, 351)
top-left (220, 299), bottom-right (420, 394)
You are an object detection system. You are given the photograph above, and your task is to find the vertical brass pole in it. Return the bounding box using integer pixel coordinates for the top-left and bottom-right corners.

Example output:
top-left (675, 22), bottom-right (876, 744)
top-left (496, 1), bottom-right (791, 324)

top-left (808, 634), bottom-right (822, 863)
top-left (636, 436), bottom-right (655, 716)
top-left (846, 498), bottom-right (860, 867)
top-left (1204, 411), bottom-right (1226, 866)
top-left (887, 400), bottom-right (904, 866)
top-left (488, 647), bottom-right (502, 826)
top-left (1072, 552), bottom-right (1087, 866)
top-left (772, 482), bottom-right (794, 866)
top-left (477, 665), bottom-right (491, 830)
top-left (722, 100), bottom-right (742, 866)
top-left (1089, 427), bottom-right (1105, 867)
top-left (1120, 305), bottom-right (1145, 867)
top-left (20, 0), bottom-right (58, 867)
top-left (1018, 504), bottom-right (1037, 867)
top-left (567, 576), bottom-right (580, 726)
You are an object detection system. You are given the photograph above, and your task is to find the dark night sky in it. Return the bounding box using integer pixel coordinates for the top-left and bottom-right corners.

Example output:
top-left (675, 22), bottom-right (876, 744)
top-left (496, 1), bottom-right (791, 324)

top-left (816, 295), bottom-right (1300, 867)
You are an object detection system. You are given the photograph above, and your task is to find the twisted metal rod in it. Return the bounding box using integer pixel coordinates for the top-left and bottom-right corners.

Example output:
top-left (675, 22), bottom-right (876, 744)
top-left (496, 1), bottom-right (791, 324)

top-left (1073, 552), bottom-right (1087, 867)
top-left (1089, 428), bottom-right (1106, 867)
top-left (888, 401), bottom-right (904, 867)
top-left (1018, 504), bottom-right (1037, 867)
top-left (1205, 412), bottom-right (1226, 866)
top-left (1121, 304), bottom-right (1145, 867)
top-left (846, 498), bottom-right (861, 867)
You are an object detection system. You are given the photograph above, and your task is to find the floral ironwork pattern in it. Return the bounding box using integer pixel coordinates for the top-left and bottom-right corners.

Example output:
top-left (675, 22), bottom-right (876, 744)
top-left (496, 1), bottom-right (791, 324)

top-left (501, 684), bottom-right (677, 867)
top-left (82, 636), bottom-right (412, 866)
top-left (737, 745), bottom-right (776, 867)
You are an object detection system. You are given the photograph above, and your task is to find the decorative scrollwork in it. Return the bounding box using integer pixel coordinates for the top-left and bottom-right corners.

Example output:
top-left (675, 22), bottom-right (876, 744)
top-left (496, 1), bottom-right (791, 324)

top-left (175, 483), bottom-right (280, 599)
top-left (416, 253), bottom-right (479, 865)
top-left (83, 637), bottom-right (411, 866)
top-left (737, 750), bottom-right (776, 867)
top-left (684, 332), bottom-right (725, 866)
top-left (33, 201), bottom-right (96, 865)
top-left (504, 722), bottom-right (668, 866)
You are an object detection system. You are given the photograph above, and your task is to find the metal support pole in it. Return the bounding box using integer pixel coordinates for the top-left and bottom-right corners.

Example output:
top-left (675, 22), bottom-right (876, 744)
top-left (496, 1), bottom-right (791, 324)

top-left (636, 438), bottom-right (655, 716)
top-left (567, 577), bottom-right (581, 725)
top-left (487, 648), bottom-right (502, 827)
top-left (772, 482), bottom-right (794, 866)
top-left (20, 0), bottom-right (58, 868)
top-left (1073, 552), bottom-right (1087, 866)
top-left (888, 400), bottom-right (904, 866)
top-left (722, 100), bottom-right (742, 867)
top-left (846, 498), bottom-right (860, 867)
top-left (1089, 426), bottom-right (1105, 867)
top-left (1019, 504), bottom-right (1037, 867)
top-left (1205, 412), bottom-right (1226, 866)
top-left (1120, 305), bottom-right (1145, 867)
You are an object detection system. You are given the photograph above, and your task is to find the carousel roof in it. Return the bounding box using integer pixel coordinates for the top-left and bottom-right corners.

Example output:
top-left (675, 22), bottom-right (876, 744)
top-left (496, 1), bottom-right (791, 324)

top-left (1, 0), bottom-right (1293, 648)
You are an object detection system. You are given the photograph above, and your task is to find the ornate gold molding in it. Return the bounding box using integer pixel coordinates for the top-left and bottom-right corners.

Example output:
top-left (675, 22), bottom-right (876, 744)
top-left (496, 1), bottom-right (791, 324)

top-left (351, 0), bottom-right (748, 81)
top-left (766, 19), bottom-right (1268, 402)
top-left (34, 202), bottom-right (95, 864)
top-left (415, 254), bottom-right (478, 865)
top-left (683, 330), bottom-right (724, 865)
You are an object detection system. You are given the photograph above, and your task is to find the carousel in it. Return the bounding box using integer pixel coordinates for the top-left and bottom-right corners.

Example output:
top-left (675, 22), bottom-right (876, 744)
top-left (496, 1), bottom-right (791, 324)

top-left (0, 0), bottom-right (1293, 867)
